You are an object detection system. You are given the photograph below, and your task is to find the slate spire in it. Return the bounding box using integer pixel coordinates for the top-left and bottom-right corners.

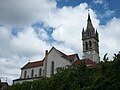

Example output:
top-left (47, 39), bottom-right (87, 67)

top-left (87, 13), bottom-right (94, 30)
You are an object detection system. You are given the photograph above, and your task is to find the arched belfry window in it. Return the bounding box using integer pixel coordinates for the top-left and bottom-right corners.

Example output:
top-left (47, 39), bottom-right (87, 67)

top-left (39, 68), bottom-right (42, 76)
top-left (31, 69), bottom-right (34, 78)
top-left (89, 41), bottom-right (92, 49)
top-left (24, 70), bottom-right (27, 78)
top-left (51, 61), bottom-right (54, 76)
top-left (85, 42), bottom-right (88, 50)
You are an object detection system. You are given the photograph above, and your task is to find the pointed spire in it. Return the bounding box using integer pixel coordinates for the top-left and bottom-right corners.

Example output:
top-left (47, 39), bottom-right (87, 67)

top-left (86, 13), bottom-right (94, 30)
top-left (88, 13), bottom-right (91, 21)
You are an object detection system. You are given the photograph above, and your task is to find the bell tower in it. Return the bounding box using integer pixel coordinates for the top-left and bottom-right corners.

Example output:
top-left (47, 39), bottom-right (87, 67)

top-left (82, 13), bottom-right (100, 63)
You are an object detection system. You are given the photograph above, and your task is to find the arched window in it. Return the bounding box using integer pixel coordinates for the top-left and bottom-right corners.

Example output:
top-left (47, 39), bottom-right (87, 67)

top-left (24, 70), bottom-right (27, 78)
top-left (89, 41), bottom-right (92, 49)
top-left (51, 61), bottom-right (54, 76)
top-left (31, 69), bottom-right (34, 78)
top-left (39, 68), bottom-right (42, 76)
top-left (85, 42), bottom-right (88, 50)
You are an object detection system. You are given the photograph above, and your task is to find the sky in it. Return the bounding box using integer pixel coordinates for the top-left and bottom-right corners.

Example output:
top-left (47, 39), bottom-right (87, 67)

top-left (0, 0), bottom-right (120, 84)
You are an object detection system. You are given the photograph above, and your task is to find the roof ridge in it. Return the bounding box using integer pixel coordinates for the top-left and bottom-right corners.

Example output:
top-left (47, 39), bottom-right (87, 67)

top-left (52, 47), bottom-right (67, 56)
top-left (67, 53), bottom-right (78, 56)
top-left (21, 60), bottom-right (43, 69)
top-left (29, 60), bottom-right (43, 63)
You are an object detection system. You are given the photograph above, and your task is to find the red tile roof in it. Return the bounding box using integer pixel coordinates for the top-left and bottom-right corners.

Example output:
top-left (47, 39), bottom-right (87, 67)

top-left (72, 59), bottom-right (96, 66)
top-left (21, 60), bottom-right (43, 69)
top-left (67, 54), bottom-right (80, 61)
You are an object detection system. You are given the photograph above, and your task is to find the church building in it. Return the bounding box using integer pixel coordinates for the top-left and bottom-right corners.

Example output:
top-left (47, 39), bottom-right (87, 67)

top-left (13, 13), bottom-right (100, 84)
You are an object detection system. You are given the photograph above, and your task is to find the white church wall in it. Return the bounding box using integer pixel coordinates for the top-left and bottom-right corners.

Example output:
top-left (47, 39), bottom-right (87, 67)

top-left (46, 48), bottom-right (71, 77)
top-left (21, 66), bottom-right (44, 79)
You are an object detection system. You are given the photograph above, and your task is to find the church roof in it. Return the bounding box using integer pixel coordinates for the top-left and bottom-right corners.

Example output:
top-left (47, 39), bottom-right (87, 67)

top-left (21, 60), bottom-right (43, 69)
top-left (72, 59), bottom-right (96, 66)
top-left (67, 54), bottom-right (80, 61)
top-left (21, 47), bottom-right (80, 69)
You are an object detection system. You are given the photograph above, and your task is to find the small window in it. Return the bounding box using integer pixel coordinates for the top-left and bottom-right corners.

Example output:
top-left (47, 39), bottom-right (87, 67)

top-left (39, 68), bottom-right (42, 76)
top-left (31, 69), bottom-right (34, 78)
top-left (51, 61), bottom-right (54, 76)
top-left (89, 41), bottom-right (92, 49)
top-left (24, 70), bottom-right (27, 78)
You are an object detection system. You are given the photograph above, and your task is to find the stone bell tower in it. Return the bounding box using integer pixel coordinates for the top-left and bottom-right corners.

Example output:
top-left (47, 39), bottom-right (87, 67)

top-left (82, 13), bottom-right (100, 63)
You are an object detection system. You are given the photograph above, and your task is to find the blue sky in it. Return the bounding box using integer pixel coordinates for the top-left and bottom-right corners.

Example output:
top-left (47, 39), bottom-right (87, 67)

top-left (56, 0), bottom-right (120, 25)
top-left (0, 0), bottom-right (120, 84)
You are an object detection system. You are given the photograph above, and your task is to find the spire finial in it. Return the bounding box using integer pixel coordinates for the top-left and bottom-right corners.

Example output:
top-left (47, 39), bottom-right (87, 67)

top-left (87, 5), bottom-right (91, 21)
top-left (88, 4), bottom-right (90, 14)
top-left (86, 7), bottom-right (94, 30)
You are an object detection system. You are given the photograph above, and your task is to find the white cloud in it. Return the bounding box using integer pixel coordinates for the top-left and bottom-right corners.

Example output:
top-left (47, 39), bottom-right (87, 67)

top-left (93, 0), bottom-right (109, 10)
top-left (104, 10), bottom-right (115, 17)
top-left (99, 17), bottom-right (120, 59)
top-left (0, 26), bottom-right (50, 58)
top-left (36, 28), bottom-right (49, 41)
top-left (0, 26), bottom-right (13, 58)
top-left (0, 26), bottom-right (51, 84)
top-left (11, 27), bottom-right (50, 57)
top-left (99, 10), bottom-right (115, 19)
top-left (93, 0), bottom-right (104, 4)
top-left (0, 0), bottom-right (56, 25)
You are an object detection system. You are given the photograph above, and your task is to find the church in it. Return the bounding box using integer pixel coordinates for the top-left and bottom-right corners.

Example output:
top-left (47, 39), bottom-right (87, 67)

top-left (13, 13), bottom-right (100, 84)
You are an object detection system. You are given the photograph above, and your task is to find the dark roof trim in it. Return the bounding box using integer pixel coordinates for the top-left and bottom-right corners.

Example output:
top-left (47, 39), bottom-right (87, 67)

top-left (21, 60), bottom-right (43, 69)
top-left (13, 76), bottom-right (43, 81)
